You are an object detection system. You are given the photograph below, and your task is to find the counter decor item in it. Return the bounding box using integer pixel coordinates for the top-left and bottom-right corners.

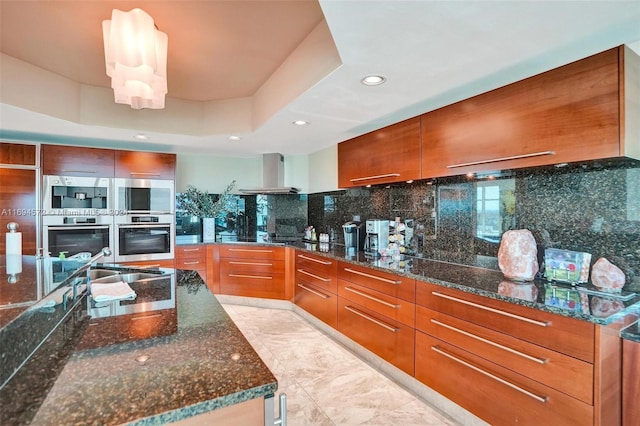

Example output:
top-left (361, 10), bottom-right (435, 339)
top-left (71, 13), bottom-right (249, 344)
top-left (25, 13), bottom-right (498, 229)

top-left (176, 181), bottom-right (236, 243)
top-left (590, 257), bottom-right (625, 292)
top-left (497, 229), bottom-right (539, 281)
top-left (5, 222), bottom-right (22, 256)
top-left (543, 248), bottom-right (591, 284)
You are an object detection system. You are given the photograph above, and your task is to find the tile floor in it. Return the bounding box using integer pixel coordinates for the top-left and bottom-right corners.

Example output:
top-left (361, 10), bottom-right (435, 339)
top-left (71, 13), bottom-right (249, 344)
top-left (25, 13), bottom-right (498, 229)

top-left (222, 304), bottom-right (460, 426)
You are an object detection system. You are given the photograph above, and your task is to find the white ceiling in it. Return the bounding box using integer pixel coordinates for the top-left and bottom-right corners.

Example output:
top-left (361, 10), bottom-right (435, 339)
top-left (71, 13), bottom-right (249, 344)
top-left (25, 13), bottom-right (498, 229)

top-left (1, 0), bottom-right (640, 157)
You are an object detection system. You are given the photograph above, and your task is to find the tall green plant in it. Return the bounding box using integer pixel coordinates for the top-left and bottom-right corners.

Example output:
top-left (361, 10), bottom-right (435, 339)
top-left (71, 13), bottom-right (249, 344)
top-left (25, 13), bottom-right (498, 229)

top-left (176, 181), bottom-right (236, 218)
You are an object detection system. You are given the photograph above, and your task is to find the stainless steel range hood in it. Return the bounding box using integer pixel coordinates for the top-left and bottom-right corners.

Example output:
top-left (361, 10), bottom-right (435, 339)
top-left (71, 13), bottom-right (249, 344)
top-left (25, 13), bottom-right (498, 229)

top-left (239, 153), bottom-right (300, 194)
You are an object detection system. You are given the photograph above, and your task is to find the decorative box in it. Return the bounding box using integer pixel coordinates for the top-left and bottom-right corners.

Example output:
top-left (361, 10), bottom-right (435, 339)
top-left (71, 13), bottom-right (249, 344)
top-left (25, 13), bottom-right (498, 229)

top-left (544, 248), bottom-right (591, 284)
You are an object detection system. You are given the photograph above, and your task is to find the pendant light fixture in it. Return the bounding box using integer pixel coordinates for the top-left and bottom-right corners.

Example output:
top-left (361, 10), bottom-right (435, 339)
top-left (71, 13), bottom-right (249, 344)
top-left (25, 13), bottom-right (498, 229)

top-left (102, 8), bottom-right (168, 109)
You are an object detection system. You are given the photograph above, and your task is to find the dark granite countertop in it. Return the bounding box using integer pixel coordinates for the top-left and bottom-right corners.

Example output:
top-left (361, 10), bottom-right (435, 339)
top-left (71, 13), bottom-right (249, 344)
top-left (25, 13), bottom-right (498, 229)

top-left (1, 268), bottom-right (277, 425)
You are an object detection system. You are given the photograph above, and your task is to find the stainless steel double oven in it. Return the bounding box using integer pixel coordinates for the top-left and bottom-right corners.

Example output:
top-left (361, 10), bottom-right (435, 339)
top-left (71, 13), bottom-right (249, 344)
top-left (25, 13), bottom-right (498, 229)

top-left (42, 176), bottom-right (175, 263)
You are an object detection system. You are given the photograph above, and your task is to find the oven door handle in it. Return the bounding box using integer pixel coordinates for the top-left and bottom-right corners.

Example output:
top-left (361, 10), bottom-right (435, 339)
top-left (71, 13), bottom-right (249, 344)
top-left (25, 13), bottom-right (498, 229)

top-left (46, 225), bottom-right (110, 231)
top-left (118, 224), bottom-right (172, 229)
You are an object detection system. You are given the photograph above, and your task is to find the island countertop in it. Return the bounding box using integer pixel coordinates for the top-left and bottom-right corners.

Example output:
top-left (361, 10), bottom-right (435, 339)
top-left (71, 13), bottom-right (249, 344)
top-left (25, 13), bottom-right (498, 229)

top-left (5, 269), bottom-right (277, 425)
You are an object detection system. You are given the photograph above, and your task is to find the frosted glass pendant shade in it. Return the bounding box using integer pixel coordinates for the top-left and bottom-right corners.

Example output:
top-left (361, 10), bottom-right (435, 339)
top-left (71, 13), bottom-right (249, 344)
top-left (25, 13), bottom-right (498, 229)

top-left (103, 8), bottom-right (168, 109)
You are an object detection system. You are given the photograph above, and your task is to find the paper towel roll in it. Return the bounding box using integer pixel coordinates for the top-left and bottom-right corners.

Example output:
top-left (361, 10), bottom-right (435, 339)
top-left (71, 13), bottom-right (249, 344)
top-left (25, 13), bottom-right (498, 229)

top-left (6, 254), bottom-right (22, 275)
top-left (6, 231), bottom-right (22, 256)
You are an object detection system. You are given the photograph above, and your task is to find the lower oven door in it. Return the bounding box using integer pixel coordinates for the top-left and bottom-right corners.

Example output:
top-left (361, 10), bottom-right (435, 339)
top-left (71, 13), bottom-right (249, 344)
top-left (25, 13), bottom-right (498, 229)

top-left (44, 225), bottom-right (112, 259)
top-left (116, 223), bottom-right (173, 262)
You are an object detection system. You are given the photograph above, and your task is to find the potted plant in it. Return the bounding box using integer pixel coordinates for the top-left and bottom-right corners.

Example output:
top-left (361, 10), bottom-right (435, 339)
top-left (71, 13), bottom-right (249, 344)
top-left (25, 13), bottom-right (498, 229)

top-left (176, 181), bottom-right (236, 242)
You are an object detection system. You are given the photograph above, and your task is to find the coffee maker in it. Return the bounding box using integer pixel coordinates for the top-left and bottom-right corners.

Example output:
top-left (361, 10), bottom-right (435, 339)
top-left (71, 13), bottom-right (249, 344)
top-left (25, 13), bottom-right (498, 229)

top-left (365, 219), bottom-right (389, 257)
top-left (342, 216), bottom-right (365, 255)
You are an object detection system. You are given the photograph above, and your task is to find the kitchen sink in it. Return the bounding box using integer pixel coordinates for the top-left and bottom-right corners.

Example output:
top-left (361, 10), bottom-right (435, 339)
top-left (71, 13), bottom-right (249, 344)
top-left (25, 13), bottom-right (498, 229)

top-left (91, 272), bottom-right (164, 284)
top-left (88, 269), bottom-right (121, 280)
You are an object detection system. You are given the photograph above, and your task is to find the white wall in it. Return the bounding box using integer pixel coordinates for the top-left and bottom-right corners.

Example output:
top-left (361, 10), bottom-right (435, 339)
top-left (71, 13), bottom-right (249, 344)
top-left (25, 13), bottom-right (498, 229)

top-left (307, 144), bottom-right (339, 193)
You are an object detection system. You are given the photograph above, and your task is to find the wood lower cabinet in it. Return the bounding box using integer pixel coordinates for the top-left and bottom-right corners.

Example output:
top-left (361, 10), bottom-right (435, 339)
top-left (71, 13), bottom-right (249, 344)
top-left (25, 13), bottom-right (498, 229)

top-left (115, 150), bottom-right (176, 180)
top-left (294, 251), bottom-right (338, 328)
top-left (175, 244), bottom-right (207, 282)
top-left (421, 46), bottom-right (639, 178)
top-left (338, 116), bottom-right (421, 188)
top-left (337, 260), bottom-right (416, 375)
top-left (415, 280), bottom-right (622, 426)
top-left (42, 144), bottom-right (115, 177)
top-left (623, 338), bottom-right (640, 426)
top-left (218, 245), bottom-right (286, 299)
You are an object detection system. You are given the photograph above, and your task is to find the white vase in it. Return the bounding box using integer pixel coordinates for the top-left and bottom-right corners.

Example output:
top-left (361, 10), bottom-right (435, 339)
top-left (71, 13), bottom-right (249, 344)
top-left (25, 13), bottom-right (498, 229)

top-left (202, 217), bottom-right (216, 242)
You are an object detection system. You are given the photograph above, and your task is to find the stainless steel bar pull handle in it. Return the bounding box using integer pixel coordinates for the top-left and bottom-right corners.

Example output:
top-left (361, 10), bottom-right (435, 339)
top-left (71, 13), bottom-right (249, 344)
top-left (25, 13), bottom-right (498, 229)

top-left (431, 346), bottom-right (548, 403)
top-left (344, 305), bottom-right (399, 332)
top-left (431, 291), bottom-right (549, 327)
top-left (297, 254), bottom-right (332, 265)
top-left (297, 283), bottom-right (329, 300)
top-left (297, 269), bottom-right (330, 282)
top-left (229, 248), bottom-right (274, 253)
top-left (343, 268), bottom-right (401, 284)
top-left (229, 261), bottom-right (273, 266)
top-left (446, 151), bottom-right (555, 169)
top-left (430, 319), bottom-right (547, 364)
top-left (344, 286), bottom-right (399, 309)
top-left (229, 273), bottom-right (272, 280)
top-left (350, 173), bottom-right (401, 182)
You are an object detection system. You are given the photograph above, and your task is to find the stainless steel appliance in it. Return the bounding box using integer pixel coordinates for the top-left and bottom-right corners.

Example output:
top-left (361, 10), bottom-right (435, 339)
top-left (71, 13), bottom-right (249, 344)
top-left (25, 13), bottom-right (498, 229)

top-left (43, 175), bottom-right (111, 215)
top-left (115, 214), bottom-right (174, 262)
top-left (365, 219), bottom-right (390, 257)
top-left (342, 216), bottom-right (364, 254)
top-left (43, 215), bottom-right (115, 261)
top-left (114, 178), bottom-right (174, 214)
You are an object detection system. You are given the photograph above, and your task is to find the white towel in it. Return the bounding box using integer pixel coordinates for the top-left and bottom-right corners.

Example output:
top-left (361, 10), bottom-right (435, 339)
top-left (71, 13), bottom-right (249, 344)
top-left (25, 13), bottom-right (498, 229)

top-left (91, 281), bottom-right (137, 303)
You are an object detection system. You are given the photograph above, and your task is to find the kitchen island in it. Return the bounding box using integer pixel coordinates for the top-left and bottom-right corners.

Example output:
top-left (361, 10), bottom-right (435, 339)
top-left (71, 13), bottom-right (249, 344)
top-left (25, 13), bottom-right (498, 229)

top-left (0, 263), bottom-right (278, 425)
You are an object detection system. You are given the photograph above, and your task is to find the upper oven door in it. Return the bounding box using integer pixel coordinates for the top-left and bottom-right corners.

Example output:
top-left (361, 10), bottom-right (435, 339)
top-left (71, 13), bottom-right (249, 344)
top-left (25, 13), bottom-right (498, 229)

top-left (42, 175), bottom-right (112, 215)
top-left (114, 178), bottom-right (174, 214)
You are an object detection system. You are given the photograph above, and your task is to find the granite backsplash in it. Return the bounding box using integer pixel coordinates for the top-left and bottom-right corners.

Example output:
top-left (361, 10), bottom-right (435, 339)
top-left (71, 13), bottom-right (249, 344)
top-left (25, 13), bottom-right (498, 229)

top-left (180, 163), bottom-right (640, 283)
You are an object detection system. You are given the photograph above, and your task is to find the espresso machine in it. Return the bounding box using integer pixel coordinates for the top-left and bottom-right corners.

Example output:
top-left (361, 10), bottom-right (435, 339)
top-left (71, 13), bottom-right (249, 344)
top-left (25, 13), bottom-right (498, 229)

top-left (365, 219), bottom-right (389, 257)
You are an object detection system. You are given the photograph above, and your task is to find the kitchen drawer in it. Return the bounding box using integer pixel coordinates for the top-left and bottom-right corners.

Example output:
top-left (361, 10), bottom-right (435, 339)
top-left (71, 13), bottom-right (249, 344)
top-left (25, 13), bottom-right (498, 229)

top-left (175, 245), bottom-right (207, 260)
top-left (176, 257), bottom-right (207, 271)
top-left (338, 281), bottom-right (415, 328)
top-left (337, 297), bottom-right (414, 375)
top-left (416, 281), bottom-right (595, 363)
top-left (296, 265), bottom-right (336, 295)
top-left (295, 282), bottom-right (338, 328)
top-left (338, 261), bottom-right (415, 302)
top-left (220, 259), bottom-right (284, 275)
top-left (295, 251), bottom-right (337, 277)
top-left (119, 309), bottom-right (178, 341)
top-left (117, 259), bottom-right (176, 269)
top-left (416, 305), bottom-right (593, 404)
top-left (219, 245), bottom-right (285, 261)
top-left (415, 331), bottom-right (592, 426)
top-left (220, 272), bottom-right (286, 299)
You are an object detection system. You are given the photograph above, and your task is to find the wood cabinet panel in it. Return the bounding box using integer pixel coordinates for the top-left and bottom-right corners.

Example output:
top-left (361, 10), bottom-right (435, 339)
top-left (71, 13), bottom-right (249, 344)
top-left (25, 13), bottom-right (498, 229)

top-left (337, 297), bottom-right (415, 375)
top-left (175, 244), bottom-right (207, 259)
top-left (295, 255), bottom-right (337, 295)
top-left (219, 271), bottom-right (286, 299)
top-left (338, 116), bottom-right (421, 188)
top-left (295, 251), bottom-right (337, 277)
top-left (116, 259), bottom-right (176, 269)
top-left (218, 245), bottom-right (286, 299)
top-left (42, 144), bottom-right (115, 177)
top-left (218, 245), bottom-right (285, 261)
top-left (115, 151), bottom-right (176, 179)
top-left (415, 330), bottom-right (592, 426)
top-left (338, 281), bottom-right (415, 328)
top-left (421, 47), bottom-right (622, 178)
top-left (294, 282), bottom-right (338, 328)
top-left (0, 168), bottom-right (37, 255)
top-left (416, 305), bottom-right (593, 404)
top-left (623, 339), bottom-right (640, 426)
top-left (338, 261), bottom-right (415, 302)
top-left (416, 281), bottom-right (594, 362)
top-left (0, 142), bottom-right (36, 165)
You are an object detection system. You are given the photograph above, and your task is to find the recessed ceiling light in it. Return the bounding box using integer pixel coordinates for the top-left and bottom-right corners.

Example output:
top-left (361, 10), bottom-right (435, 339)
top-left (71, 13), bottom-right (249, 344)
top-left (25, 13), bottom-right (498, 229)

top-left (134, 133), bottom-right (149, 140)
top-left (228, 135), bottom-right (241, 141)
top-left (361, 75), bottom-right (386, 86)
top-left (292, 120), bottom-right (309, 126)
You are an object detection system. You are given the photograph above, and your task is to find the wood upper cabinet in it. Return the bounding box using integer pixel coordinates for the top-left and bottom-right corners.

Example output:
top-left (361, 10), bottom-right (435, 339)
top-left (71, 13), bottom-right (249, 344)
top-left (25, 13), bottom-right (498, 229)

top-left (115, 150), bottom-right (176, 180)
top-left (42, 144), bottom-right (115, 177)
top-left (0, 142), bottom-right (36, 166)
top-left (421, 46), bottom-right (640, 178)
top-left (338, 116), bottom-right (421, 188)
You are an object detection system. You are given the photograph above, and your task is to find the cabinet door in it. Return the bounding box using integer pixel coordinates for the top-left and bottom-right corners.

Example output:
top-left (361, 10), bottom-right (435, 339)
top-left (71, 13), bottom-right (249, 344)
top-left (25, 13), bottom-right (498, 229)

top-left (338, 116), bottom-right (421, 187)
top-left (338, 261), bottom-right (415, 302)
top-left (115, 151), bottom-right (176, 180)
top-left (0, 142), bottom-right (36, 166)
top-left (421, 47), bottom-right (620, 178)
top-left (623, 339), bottom-right (640, 426)
top-left (294, 281), bottom-right (338, 328)
top-left (0, 168), bottom-right (37, 255)
top-left (42, 144), bottom-right (115, 177)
